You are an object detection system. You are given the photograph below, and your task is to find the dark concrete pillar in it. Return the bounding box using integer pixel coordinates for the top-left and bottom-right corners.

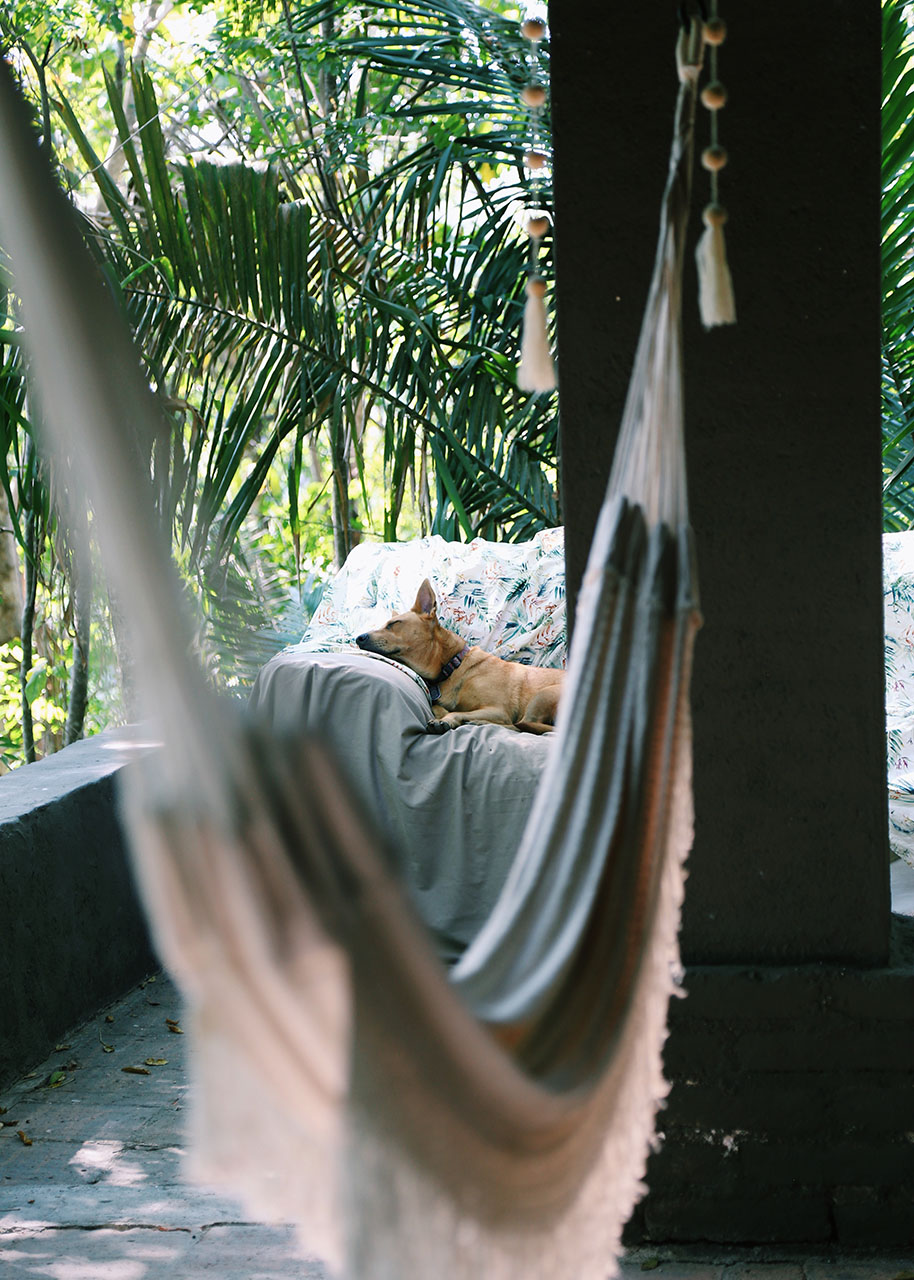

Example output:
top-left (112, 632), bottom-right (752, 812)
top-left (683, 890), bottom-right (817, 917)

top-left (551, 2), bottom-right (889, 963)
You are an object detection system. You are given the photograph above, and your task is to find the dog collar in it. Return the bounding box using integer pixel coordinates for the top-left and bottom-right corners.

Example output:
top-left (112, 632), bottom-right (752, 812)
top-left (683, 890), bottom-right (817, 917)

top-left (425, 645), bottom-right (470, 704)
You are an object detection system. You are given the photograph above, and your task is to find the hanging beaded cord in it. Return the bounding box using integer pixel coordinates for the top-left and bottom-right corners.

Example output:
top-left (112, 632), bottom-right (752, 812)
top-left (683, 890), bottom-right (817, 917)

top-left (696, 1), bottom-right (736, 326)
top-left (516, 12), bottom-right (556, 393)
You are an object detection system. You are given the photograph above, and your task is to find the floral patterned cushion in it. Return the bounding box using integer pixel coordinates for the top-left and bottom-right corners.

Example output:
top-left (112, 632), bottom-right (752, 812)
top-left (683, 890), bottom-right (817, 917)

top-left (288, 527), bottom-right (566, 669)
top-left (884, 532), bottom-right (914, 865)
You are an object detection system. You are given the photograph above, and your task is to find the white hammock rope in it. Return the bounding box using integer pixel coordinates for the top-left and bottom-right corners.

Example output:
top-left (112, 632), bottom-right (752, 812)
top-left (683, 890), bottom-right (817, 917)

top-left (0, 17), bottom-right (707, 1279)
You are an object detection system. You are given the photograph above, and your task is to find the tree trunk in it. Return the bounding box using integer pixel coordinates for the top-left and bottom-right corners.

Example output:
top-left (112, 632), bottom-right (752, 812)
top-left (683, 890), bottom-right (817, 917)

top-left (107, 584), bottom-right (139, 722)
top-left (331, 460), bottom-right (351, 569)
top-left (0, 487), bottom-right (23, 643)
top-left (64, 537), bottom-right (91, 745)
top-left (19, 506), bottom-right (39, 764)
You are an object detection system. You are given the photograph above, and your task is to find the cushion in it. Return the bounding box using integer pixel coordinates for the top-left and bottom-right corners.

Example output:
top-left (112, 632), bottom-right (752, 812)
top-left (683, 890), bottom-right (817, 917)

top-left (287, 527), bottom-right (566, 668)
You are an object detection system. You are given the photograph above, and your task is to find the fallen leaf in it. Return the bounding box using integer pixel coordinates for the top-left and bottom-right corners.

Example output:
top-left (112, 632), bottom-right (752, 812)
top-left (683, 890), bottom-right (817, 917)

top-left (16, 1131), bottom-right (32, 1146)
top-left (98, 1029), bottom-right (114, 1053)
top-left (0, 1106), bottom-right (7, 1116)
top-left (166, 1020), bottom-right (183, 1034)
top-left (121, 1066), bottom-right (151, 1076)
top-left (145, 1000), bottom-right (161, 1006)
top-left (53, 1044), bottom-right (71, 1052)
top-left (140, 975), bottom-right (157, 988)
top-left (105, 1015), bottom-right (114, 1024)
top-left (47, 1071), bottom-right (66, 1089)
top-left (144, 1059), bottom-right (168, 1067)
top-left (891, 1272), bottom-right (914, 1280)
top-left (640, 1261), bottom-right (661, 1273)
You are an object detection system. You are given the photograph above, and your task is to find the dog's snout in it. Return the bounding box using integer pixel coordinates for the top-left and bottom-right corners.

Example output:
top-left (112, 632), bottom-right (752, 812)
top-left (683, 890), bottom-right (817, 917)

top-left (355, 633), bottom-right (369, 648)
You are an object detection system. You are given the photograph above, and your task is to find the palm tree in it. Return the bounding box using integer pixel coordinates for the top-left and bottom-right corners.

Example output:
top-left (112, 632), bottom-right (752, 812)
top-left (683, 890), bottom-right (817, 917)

top-left (54, 0), bottom-right (559, 566)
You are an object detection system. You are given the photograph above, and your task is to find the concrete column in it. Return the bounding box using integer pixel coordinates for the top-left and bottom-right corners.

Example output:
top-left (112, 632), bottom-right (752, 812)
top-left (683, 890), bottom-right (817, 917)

top-left (551, 2), bottom-right (889, 963)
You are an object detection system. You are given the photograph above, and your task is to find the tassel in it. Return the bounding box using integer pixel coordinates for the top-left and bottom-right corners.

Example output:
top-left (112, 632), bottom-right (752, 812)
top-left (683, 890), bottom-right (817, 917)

top-left (695, 203), bottom-right (736, 328)
top-left (517, 277), bottom-right (555, 393)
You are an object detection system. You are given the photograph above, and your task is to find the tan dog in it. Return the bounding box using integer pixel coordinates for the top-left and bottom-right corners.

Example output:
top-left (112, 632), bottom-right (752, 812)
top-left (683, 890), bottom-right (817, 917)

top-left (355, 579), bottom-right (563, 734)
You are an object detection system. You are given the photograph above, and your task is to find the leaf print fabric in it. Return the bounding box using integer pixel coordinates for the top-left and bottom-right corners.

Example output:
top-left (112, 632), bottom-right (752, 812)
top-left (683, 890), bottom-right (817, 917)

top-left (288, 527), bottom-right (567, 670)
top-left (884, 533), bottom-right (914, 866)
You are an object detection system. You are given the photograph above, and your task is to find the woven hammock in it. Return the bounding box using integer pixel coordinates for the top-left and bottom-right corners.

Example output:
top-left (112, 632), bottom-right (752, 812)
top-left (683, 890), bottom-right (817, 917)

top-left (0, 20), bottom-right (705, 1279)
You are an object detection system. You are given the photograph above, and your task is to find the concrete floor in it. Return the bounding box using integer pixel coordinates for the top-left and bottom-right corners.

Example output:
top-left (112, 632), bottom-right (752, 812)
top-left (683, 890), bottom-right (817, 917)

top-left (1, 976), bottom-right (912, 1280)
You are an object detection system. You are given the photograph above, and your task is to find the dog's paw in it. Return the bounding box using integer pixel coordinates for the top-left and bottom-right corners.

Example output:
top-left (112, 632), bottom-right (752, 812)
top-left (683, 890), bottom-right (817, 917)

top-left (426, 718), bottom-right (451, 734)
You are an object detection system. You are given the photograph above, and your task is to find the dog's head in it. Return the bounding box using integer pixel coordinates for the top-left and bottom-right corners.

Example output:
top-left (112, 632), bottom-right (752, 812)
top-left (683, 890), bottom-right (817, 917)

top-left (355, 579), bottom-right (448, 680)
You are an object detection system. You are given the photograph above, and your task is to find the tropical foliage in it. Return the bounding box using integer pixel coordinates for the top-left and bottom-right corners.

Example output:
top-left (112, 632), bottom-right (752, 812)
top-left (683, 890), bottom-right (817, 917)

top-left (0, 0), bottom-right (559, 764)
top-left (883, 0), bottom-right (914, 529)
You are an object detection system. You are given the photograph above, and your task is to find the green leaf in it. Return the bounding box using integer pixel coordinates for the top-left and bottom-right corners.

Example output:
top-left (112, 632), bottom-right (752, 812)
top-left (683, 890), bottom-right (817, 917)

top-left (24, 663), bottom-right (47, 704)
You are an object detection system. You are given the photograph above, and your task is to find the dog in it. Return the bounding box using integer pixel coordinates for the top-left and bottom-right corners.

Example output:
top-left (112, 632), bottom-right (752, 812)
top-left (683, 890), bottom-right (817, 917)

top-left (355, 579), bottom-right (563, 734)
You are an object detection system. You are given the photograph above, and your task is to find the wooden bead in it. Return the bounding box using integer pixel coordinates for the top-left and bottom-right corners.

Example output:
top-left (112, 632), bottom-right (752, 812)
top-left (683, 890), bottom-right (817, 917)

top-left (525, 215), bottom-right (550, 238)
top-left (701, 81), bottom-right (727, 110)
top-left (703, 17), bottom-right (727, 45)
top-left (521, 83), bottom-right (547, 108)
top-left (527, 276), bottom-right (548, 298)
top-left (524, 149), bottom-right (548, 170)
top-left (702, 202), bottom-right (728, 229)
top-left (701, 144), bottom-right (729, 172)
top-left (521, 17), bottom-right (547, 41)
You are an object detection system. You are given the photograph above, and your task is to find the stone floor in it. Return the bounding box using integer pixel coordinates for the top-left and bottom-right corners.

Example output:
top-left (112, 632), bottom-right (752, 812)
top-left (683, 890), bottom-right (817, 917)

top-left (1, 975), bottom-right (912, 1280)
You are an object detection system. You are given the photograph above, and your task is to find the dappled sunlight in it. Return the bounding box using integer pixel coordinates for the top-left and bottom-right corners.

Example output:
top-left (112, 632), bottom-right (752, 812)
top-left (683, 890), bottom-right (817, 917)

top-left (0, 1218), bottom-right (57, 1236)
top-left (43, 1265), bottom-right (147, 1280)
top-left (0, 1229), bottom-right (192, 1277)
top-left (68, 1141), bottom-right (147, 1188)
top-left (0, 1246), bottom-right (149, 1279)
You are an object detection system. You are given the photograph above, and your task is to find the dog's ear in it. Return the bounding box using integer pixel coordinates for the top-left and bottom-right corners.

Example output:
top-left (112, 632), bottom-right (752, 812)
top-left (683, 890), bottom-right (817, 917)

top-left (413, 578), bottom-right (437, 616)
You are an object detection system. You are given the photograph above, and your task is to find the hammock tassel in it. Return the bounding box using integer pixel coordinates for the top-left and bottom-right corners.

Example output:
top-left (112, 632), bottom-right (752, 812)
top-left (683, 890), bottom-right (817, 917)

top-left (696, 202), bottom-right (736, 328)
top-left (695, 4), bottom-right (736, 329)
top-left (518, 275), bottom-right (556, 393)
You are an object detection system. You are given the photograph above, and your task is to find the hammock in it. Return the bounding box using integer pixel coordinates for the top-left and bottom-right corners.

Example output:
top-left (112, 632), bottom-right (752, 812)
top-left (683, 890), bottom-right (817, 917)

top-left (0, 19), bottom-right (704, 1279)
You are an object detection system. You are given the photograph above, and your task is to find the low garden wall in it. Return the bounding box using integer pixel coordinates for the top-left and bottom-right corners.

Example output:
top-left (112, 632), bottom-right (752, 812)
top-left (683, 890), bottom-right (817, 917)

top-left (0, 730), bottom-right (156, 1089)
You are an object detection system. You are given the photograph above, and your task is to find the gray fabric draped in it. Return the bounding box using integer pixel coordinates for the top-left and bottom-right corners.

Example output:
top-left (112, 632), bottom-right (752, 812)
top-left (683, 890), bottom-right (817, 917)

top-left (250, 649), bottom-right (551, 963)
top-left (0, 19), bottom-right (705, 1278)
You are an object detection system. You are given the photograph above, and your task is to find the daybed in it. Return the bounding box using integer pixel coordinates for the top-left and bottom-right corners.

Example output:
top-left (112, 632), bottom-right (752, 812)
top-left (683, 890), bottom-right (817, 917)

top-left (250, 528), bottom-right (566, 963)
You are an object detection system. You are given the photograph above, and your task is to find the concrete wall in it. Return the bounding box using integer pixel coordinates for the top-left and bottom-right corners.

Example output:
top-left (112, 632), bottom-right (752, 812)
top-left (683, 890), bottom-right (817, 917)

top-left (0, 732), bottom-right (155, 1089)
